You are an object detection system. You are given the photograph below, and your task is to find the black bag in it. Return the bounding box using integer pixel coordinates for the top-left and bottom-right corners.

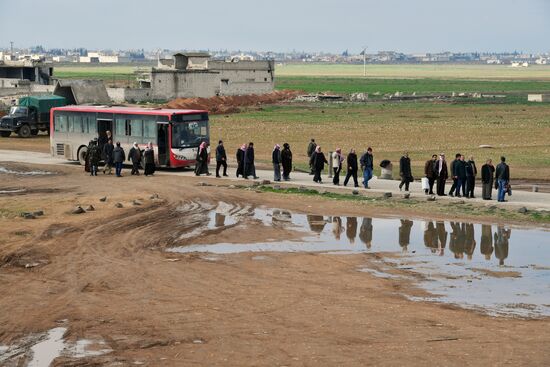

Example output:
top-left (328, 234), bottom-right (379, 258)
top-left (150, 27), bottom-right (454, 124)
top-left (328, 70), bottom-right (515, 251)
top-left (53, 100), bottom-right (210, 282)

top-left (507, 184), bottom-right (512, 196)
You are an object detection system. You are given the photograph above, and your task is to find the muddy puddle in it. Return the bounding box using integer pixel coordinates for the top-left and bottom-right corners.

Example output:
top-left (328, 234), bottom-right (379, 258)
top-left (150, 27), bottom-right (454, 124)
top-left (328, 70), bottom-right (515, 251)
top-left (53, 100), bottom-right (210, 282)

top-left (168, 203), bottom-right (550, 318)
top-left (0, 323), bottom-right (112, 366)
top-left (0, 166), bottom-right (53, 176)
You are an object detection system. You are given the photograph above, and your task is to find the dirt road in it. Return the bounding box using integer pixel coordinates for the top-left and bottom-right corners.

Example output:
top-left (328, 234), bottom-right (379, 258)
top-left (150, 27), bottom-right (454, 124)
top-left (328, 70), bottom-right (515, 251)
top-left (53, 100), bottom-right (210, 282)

top-left (0, 163), bottom-right (549, 366)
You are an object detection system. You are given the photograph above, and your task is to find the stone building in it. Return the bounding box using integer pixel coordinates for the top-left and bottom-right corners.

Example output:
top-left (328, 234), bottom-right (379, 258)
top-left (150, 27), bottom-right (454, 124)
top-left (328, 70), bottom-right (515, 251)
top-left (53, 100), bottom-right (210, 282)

top-left (147, 53), bottom-right (274, 100)
top-left (0, 59), bottom-right (53, 87)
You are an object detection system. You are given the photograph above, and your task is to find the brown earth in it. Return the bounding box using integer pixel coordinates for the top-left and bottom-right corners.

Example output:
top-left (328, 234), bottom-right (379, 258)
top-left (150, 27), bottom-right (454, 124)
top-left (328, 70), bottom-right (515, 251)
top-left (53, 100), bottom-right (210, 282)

top-left (165, 90), bottom-right (300, 114)
top-left (0, 163), bottom-right (548, 366)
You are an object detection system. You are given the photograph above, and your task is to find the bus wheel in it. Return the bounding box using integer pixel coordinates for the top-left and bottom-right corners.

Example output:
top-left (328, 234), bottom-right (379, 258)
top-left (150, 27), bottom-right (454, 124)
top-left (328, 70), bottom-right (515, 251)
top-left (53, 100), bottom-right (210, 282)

top-left (77, 146), bottom-right (88, 166)
top-left (17, 124), bottom-right (31, 138)
top-left (0, 131), bottom-right (10, 137)
top-left (31, 129), bottom-right (39, 136)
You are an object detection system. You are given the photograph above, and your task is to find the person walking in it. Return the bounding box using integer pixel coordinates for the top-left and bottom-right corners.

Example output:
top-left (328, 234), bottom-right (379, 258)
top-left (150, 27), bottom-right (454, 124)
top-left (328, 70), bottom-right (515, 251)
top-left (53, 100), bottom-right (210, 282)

top-left (453, 155), bottom-right (467, 197)
top-left (143, 142), bottom-right (156, 176)
top-left (88, 138), bottom-right (101, 176)
top-left (495, 156), bottom-right (510, 202)
top-left (343, 148), bottom-right (359, 187)
top-left (307, 138), bottom-right (317, 175)
top-left (128, 142), bottom-right (142, 176)
top-left (281, 143), bottom-right (293, 181)
top-left (398, 152), bottom-right (413, 191)
top-left (424, 154), bottom-right (438, 195)
top-left (236, 144), bottom-right (246, 178)
top-left (244, 142), bottom-right (258, 179)
top-left (215, 140), bottom-right (228, 178)
top-left (195, 141), bottom-right (210, 176)
top-left (481, 159), bottom-right (495, 200)
top-left (332, 148), bottom-right (344, 185)
top-left (359, 147), bottom-right (374, 189)
top-left (448, 153), bottom-right (461, 196)
top-left (113, 142), bottom-right (126, 177)
top-left (435, 153), bottom-right (448, 196)
top-left (272, 144), bottom-right (282, 181)
top-left (84, 140), bottom-right (93, 173)
top-left (102, 138), bottom-right (114, 175)
top-left (310, 145), bottom-right (328, 183)
top-left (465, 156), bottom-right (478, 198)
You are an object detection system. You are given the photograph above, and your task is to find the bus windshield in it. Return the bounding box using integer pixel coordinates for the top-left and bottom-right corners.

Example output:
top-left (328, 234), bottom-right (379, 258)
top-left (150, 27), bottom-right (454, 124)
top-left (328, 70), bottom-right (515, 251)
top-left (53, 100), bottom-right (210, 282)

top-left (171, 120), bottom-right (208, 149)
top-left (9, 106), bottom-right (28, 116)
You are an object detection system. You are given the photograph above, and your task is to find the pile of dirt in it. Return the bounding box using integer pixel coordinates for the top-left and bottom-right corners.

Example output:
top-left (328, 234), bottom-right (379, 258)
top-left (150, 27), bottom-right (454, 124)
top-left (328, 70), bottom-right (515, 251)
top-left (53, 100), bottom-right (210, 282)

top-left (165, 90), bottom-right (300, 114)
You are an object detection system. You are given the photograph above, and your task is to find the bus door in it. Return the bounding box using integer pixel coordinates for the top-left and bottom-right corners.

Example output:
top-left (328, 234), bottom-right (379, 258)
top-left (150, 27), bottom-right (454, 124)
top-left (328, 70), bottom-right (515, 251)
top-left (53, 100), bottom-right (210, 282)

top-left (97, 119), bottom-right (113, 150)
top-left (157, 123), bottom-right (169, 166)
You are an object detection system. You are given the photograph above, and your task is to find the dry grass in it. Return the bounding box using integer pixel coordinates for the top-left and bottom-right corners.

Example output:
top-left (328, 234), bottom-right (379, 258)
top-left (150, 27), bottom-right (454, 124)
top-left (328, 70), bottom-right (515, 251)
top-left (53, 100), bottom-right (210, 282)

top-left (210, 102), bottom-right (550, 180)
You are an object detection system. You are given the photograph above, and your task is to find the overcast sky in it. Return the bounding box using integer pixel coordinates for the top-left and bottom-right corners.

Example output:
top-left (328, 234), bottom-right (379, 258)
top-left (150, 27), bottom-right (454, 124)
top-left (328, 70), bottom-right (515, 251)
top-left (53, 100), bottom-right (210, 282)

top-left (1, 0), bottom-right (549, 53)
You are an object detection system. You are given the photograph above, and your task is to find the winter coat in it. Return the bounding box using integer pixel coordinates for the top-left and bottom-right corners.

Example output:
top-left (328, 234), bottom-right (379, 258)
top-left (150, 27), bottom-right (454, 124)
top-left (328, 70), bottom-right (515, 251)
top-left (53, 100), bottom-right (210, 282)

top-left (399, 156), bottom-right (412, 181)
top-left (236, 149), bottom-right (244, 163)
top-left (88, 145), bottom-right (101, 165)
top-left (360, 152), bottom-right (374, 170)
top-left (465, 160), bottom-right (477, 177)
top-left (272, 149), bottom-right (281, 164)
top-left (128, 147), bottom-right (142, 163)
top-left (495, 162), bottom-right (510, 181)
top-left (453, 160), bottom-right (466, 180)
top-left (144, 149), bottom-right (155, 165)
top-left (331, 152), bottom-right (342, 168)
top-left (311, 152), bottom-right (328, 170)
top-left (481, 164), bottom-right (495, 184)
top-left (424, 159), bottom-right (437, 179)
top-left (216, 145), bottom-right (226, 162)
top-left (281, 148), bottom-right (292, 171)
top-left (435, 159), bottom-right (448, 180)
top-left (244, 147), bottom-right (255, 164)
top-left (347, 153), bottom-right (358, 173)
top-left (307, 142), bottom-right (317, 157)
top-left (102, 143), bottom-right (114, 164)
top-left (113, 146), bottom-right (126, 163)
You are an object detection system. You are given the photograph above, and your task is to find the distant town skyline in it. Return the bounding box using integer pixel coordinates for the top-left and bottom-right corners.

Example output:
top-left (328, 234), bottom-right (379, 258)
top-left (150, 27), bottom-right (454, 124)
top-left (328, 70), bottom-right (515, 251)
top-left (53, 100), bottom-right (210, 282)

top-left (1, 0), bottom-right (549, 53)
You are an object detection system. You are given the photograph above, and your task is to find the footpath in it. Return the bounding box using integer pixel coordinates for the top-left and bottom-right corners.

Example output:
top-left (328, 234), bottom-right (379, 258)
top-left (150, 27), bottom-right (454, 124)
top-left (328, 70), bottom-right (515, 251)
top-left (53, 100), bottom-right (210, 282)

top-left (1, 149), bottom-right (549, 211)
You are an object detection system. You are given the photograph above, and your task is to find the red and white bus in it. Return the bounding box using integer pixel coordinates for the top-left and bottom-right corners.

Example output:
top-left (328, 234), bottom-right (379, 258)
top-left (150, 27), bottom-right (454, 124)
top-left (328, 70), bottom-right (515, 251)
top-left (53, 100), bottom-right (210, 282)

top-left (50, 105), bottom-right (209, 168)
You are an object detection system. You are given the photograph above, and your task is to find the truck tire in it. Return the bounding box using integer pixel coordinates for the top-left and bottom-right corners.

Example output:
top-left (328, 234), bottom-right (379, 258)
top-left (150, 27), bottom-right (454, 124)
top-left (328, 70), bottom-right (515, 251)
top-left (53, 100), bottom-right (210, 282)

top-left (17, 124), bottom-right (31, 138)
top-left (31, 129), bottom-right (39, 136)
top-left (78, 146), bottom-right (88, 166)
top-left (0, 131), bottom-right (10, 138)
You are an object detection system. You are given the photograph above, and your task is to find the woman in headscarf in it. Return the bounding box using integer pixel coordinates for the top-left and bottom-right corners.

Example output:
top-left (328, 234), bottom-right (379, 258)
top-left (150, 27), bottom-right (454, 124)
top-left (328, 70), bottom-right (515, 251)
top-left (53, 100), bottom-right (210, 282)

top-left (244, 142), bottom-right (258, 179)
top-left (236, 143), bottom-right (246, 178)
top-left (281, 143), bottom-right (292, 181)
top-left (272, 144), bottom-right (282, 181)
top-left (144, 142), bottom-right (155, 176)
top-left (310, 145), bottom-right (328, 183)
top-left (195, 141), bottom-right (210, 176)
top-left (331, 148), bottom-right (344, 185)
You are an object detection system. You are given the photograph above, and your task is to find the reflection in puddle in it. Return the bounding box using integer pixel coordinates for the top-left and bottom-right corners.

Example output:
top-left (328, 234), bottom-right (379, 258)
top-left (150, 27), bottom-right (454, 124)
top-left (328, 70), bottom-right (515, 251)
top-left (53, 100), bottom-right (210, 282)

top-left (167, 204), bottom-right (550, 317)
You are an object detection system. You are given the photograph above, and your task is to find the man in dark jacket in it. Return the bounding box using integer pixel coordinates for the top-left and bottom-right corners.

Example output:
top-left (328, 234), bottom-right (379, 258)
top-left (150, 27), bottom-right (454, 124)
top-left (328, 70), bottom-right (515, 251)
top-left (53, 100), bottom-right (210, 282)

top-left (113, 142), bottom-right (126, 177)
top-left (281, 143), bottom-right (292, 181)
top-left (244, 142), bottom-right (258, 179)
top-left (128, 142), bottom-right (142, 176)
top-left (310, 146), bottom-right (328, 183)
top-left (359, 147), bottom-right (374, 189)
top-left (465, 156), bottom-right (478, 198)
top-left (236, 144), bottom-right (246, 178)
top-left (307, 138), bottom-right (317, 175)
top-left (102, 139), bottom-right (114, 175)
top-left (343, 148), bottom-right (359, 187)
top-left (215, 140), bottom-right (228, 178)
top-left (495, 156), bottom-right (510, 202)
top-left (424, 154), bottom-right (438, 195)
top-left (453, 155), bottom-right (467, 197)
top-left (435, 153), bottom-right (448, 196)
top-left (448, 153), bottom-right (461, 196)
top-left (398, 152), bottom-right (412, 191)
top-left (481, 159), bottom-right (495, 200)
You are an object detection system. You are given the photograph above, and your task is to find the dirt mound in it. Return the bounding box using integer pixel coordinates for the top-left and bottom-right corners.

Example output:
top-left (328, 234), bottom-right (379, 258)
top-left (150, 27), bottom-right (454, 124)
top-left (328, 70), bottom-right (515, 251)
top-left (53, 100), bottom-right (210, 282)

top-left (165, 90), bottom-right (300, 114)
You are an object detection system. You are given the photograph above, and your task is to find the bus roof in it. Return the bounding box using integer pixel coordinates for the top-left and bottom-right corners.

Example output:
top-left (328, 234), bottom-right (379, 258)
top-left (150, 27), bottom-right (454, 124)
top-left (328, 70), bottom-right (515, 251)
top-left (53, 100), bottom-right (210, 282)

top-left (51, 105), bottom-right (208, 116)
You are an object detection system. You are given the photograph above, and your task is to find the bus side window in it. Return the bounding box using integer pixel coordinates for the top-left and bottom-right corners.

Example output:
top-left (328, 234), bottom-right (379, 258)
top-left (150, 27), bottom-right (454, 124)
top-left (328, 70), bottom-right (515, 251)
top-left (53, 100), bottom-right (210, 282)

top-left (130, 119), bottom-right (143, 143)
top-left (55, 114), bottom-right (67, 132)
top-left (143, 119), bottom-right (157, 141)
top-left (125, 119), bottom-right (132, 136)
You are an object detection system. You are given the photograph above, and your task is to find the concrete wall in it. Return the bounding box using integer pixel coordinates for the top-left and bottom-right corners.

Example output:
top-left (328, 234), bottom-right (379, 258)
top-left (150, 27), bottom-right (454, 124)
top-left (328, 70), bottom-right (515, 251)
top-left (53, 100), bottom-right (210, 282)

top-left (107, 88), bottom-right (154, 103)
top-left (151, 70), bottom-right (220, 100)
top-left (209, 60), bottom-right (274, 96)
top-left (528, 94), bottom-right (550, 102)
top-left (0, 84), bottom-right (54, 97)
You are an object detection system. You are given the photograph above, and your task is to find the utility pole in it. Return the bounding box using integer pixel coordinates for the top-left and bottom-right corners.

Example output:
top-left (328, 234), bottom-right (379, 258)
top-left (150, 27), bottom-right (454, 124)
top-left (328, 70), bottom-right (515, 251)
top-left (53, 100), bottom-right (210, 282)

top-left (363, 46), bottom-right (368, 77)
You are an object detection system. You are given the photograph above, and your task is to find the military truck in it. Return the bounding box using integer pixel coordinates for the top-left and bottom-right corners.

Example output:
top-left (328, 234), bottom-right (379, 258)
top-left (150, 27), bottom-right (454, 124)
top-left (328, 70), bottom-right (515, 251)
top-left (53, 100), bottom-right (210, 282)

top-left (0, 95), bottom-right (67, 138)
